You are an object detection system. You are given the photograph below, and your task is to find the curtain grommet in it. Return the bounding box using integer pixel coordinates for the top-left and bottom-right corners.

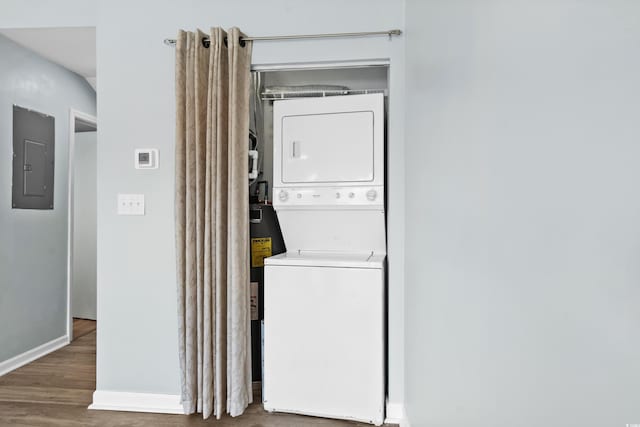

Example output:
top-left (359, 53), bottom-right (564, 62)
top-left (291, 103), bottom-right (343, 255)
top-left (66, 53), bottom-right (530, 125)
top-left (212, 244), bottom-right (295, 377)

top-left (222, 36), bottom-right (245, 48)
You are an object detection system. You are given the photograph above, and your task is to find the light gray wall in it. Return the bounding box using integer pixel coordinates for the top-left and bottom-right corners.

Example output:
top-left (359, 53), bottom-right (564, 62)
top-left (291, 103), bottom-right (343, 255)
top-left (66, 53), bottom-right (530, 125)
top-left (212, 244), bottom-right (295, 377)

top-left (0, 0), bottom-right (96, 28)
top-left (404, 1), bottom-right (640, 426)
top-left (72, 131), bottom-right (97, 320)
top-left (95, 0), bottom-right (405, 401)
top-left (0, 34), bottom-right (96, 362)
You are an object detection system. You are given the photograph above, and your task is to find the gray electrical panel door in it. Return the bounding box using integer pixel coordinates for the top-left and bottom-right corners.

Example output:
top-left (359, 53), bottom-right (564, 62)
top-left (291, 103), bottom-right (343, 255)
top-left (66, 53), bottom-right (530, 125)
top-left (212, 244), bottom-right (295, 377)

top-left (12, 105), bottom-right (55, 209)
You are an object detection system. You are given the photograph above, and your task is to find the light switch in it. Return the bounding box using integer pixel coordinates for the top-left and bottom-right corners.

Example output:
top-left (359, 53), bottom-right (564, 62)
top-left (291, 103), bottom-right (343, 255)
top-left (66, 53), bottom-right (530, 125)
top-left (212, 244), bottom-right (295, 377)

top-left (117, 194), bottom-right (145, 215)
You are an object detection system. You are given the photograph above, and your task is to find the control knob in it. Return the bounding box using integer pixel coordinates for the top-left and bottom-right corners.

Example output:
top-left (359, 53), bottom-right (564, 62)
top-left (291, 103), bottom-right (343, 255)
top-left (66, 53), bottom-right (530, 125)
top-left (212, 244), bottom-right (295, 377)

top-left (278, 190), bottom-right (289, 202)
top-left (366, 189), bottom-right (378, 201)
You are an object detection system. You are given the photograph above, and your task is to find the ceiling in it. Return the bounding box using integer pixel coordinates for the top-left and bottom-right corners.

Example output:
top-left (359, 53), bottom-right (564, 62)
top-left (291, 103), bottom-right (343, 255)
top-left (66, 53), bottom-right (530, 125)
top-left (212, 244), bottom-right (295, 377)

top-left (0, 27), bottom-right (96, 90)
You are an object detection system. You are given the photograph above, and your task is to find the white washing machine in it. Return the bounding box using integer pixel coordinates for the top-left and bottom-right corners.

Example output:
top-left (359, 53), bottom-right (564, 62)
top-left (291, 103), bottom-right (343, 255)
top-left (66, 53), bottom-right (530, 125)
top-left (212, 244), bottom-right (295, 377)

top-left (263, 94), bottom-right (386, 425)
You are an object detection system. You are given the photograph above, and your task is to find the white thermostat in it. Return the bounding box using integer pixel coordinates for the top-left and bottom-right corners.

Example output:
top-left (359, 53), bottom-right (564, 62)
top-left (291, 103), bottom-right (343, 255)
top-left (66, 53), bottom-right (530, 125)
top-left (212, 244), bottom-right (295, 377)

top-left (135, 149), bottom-right (159, 169)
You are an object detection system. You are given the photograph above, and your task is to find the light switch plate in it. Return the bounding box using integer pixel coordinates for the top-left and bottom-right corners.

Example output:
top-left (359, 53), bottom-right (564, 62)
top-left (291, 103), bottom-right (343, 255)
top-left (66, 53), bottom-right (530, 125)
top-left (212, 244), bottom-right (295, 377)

top-left (117, 194), bottom-right (145, 215)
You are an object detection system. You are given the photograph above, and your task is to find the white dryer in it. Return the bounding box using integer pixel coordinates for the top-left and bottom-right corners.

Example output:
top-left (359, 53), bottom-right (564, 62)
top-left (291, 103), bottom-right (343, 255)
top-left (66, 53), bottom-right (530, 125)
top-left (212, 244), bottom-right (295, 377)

top-left (263, 94), bottom-right (386, 425)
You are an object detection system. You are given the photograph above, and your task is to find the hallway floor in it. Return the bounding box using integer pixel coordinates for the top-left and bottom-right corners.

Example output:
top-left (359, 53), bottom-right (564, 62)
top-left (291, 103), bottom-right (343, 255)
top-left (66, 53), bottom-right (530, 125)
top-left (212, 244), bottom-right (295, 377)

top-left (0, 320), bottom-right (382, 426)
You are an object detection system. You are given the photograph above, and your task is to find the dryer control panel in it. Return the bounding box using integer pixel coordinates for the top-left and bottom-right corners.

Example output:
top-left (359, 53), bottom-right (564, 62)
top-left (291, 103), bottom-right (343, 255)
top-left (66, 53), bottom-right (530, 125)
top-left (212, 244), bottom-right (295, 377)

top-left (275, 186), bottom-right (384, 209)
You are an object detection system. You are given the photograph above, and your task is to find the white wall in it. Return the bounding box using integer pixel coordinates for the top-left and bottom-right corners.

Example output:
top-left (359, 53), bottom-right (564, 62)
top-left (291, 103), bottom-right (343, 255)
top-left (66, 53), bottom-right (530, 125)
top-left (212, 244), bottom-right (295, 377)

top-left (0, 0), bottom-right (96, 28)
top-left (95, 0), bottom-right (405, 403)
top-left (72, 131), bottom-right (97, 320)
top-left (404, 1), bottom-right (640, 426)
top-left (0, 33), bottom-right (96, 362)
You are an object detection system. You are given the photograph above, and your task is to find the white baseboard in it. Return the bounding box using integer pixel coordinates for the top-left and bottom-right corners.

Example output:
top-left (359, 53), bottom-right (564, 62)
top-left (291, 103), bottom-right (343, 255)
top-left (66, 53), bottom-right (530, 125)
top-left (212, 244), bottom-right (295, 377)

top-left (0, 335), bottom-right (69, 377)
top-left (385, 400), bottom-right (405, 425)
top-left (89, 391), bottom-right (186, 414)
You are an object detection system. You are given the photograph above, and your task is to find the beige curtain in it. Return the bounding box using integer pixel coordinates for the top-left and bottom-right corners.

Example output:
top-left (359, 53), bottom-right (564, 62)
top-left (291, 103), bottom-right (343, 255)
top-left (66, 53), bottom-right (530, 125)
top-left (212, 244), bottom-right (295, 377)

top-left (175, 27), bottom-right (253, 419)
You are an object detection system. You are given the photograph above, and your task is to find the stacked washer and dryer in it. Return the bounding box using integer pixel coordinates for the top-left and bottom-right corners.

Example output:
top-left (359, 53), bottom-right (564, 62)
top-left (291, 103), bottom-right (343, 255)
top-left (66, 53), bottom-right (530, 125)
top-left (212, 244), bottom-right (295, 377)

top-left (263, 93), bottom-right (386, 426)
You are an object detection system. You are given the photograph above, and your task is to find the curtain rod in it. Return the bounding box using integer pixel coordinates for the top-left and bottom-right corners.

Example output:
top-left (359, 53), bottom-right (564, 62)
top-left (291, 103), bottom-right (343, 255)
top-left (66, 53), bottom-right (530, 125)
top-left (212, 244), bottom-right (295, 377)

top-left (163, 29), bottom-right (402, 46)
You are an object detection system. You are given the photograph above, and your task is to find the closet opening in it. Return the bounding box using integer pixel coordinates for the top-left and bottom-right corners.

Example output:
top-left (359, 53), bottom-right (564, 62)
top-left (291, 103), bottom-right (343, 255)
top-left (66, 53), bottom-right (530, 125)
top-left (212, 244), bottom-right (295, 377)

top-left (248, 62), bottom-right (390, 425)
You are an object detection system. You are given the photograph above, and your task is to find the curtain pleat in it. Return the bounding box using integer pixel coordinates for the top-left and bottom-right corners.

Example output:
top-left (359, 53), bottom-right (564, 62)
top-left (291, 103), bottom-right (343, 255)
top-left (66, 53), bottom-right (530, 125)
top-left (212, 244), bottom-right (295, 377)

top-left (175, 29), bottom-right (189, 412)
top-left (175, 26), bottom-right (253, 420)
top-left (226, 26), bottom-right (253, 417)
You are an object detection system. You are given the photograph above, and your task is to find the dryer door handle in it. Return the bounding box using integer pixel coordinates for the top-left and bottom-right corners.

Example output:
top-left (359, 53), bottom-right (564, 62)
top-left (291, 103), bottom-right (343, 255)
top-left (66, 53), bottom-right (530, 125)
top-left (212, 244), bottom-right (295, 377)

top-left (292, 140), bottom-right (301, 159)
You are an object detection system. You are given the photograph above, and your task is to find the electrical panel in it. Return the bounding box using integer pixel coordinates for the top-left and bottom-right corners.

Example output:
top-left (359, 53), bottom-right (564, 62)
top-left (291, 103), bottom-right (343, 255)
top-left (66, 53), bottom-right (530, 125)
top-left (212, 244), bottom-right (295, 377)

top-left (12, 106), bottom-right (55, 210)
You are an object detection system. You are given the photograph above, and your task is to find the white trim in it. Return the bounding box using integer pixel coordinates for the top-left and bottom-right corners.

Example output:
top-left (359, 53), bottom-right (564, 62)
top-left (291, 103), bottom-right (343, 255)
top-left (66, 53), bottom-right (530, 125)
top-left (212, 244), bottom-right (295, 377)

top-left (89, 391), bottom-right (186, 414)
top-left (251, 58), bottom-right (390, 72)
top-left (385, 400), bottom-right (405, 425)
top-left (0, 335), bottom-right (69, 377)
top-left (66, 108), bottom-right (98, 340)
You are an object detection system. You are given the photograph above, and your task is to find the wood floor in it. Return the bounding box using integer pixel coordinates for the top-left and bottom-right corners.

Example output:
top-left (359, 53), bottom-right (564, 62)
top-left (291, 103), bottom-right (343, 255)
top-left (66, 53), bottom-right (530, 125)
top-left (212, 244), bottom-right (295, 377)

top-left (72, 318), bottom-right (97, 340)
top-left (0, 319), bottom-right (382, 426)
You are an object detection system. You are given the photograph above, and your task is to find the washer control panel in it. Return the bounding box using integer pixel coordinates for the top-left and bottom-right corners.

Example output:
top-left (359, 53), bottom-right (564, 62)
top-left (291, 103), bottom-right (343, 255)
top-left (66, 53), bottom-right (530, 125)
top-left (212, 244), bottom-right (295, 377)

top-left (274, 186), bottom-right (384, 208)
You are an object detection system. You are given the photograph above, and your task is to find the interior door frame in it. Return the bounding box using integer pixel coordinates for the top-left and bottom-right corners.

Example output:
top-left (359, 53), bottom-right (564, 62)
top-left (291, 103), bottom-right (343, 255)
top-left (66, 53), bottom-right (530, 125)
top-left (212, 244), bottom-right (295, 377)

top-left (66, 108), bottom-right (98, 342)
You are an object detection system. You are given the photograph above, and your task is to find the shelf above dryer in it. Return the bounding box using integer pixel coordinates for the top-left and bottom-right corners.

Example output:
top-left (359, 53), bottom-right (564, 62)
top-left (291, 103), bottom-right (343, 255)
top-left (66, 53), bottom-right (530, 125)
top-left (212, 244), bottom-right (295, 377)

top-left (261, 85), bottom-right (386, 101)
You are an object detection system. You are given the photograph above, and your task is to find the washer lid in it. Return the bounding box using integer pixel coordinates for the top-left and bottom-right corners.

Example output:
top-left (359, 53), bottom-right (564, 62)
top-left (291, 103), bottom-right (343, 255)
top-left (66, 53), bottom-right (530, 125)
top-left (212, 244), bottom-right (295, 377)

top-left (274, 209), bottom-right (386, 254)
top-left (264, 251), bottom-right (386, 269)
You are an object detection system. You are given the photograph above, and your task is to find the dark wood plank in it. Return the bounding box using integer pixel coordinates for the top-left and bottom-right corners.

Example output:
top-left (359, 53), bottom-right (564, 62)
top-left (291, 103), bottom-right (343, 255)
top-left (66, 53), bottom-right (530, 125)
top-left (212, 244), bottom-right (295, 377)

top-left (73, 318), bottom-right (96, 340)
